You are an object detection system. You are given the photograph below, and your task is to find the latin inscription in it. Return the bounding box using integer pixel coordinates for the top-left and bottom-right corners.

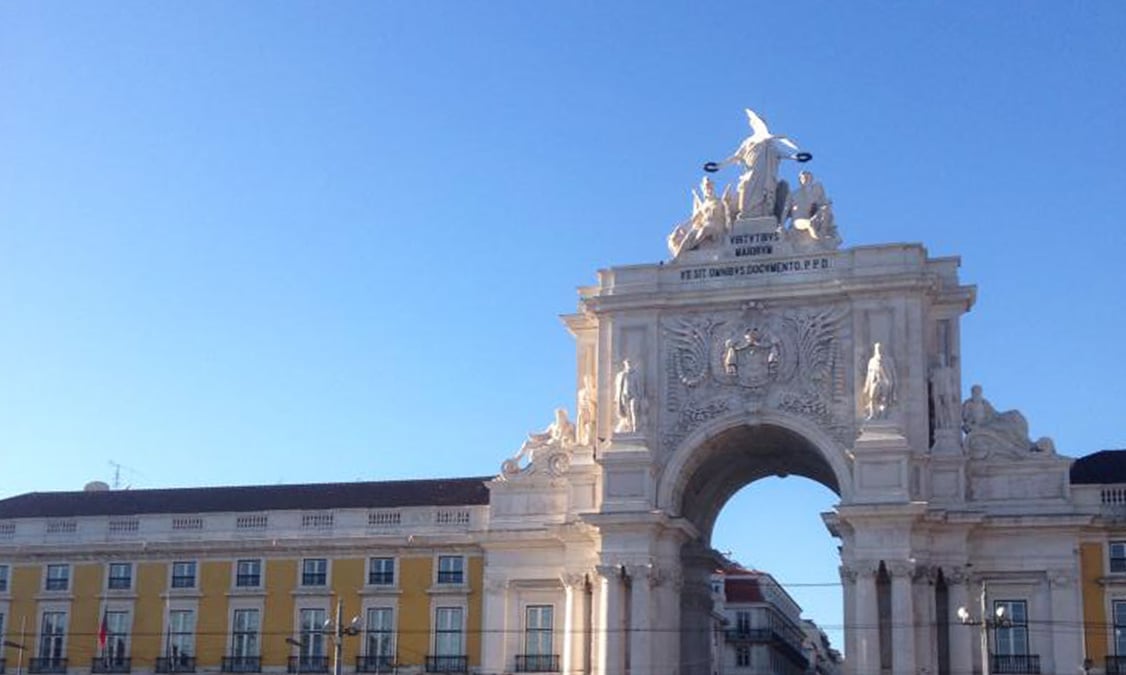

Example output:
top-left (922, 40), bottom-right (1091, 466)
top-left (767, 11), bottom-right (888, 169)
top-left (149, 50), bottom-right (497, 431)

top-left (729, 231), bottom-right (779, 257)
top-left (679, 256), bottom-right (832, 281)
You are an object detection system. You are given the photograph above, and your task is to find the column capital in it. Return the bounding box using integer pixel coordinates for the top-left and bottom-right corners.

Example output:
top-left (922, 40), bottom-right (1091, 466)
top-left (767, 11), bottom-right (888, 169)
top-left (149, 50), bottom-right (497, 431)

top-left (561, 571), bottom-right (590, 590)
top-left (942, 565), bottom-right (971, 586)
top-left (885, 559), bottom-right (916, 578)
top-left (1049, 569), bottom-right (1076, 587)
top-left (595, 563), bottom-right (626, 581)
top-left (624, 563), bottom-right (662, 587)
top-left (841, 561), bottom-right (880, 580)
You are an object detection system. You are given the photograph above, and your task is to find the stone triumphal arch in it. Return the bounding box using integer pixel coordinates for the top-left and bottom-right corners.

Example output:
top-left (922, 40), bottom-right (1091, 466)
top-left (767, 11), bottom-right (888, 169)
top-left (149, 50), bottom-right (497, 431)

top-left (483, 109), bottom-right (1076, 675)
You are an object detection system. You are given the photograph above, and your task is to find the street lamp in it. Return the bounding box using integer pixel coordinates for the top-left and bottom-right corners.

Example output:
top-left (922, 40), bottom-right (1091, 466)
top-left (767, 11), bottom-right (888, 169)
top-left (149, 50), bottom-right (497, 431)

top-left (323, 599), bottom-right (361, 675)
top-left (4, 640), bottom-right (26, 675)
top-left (957, 601), bottom-right (1012, 675)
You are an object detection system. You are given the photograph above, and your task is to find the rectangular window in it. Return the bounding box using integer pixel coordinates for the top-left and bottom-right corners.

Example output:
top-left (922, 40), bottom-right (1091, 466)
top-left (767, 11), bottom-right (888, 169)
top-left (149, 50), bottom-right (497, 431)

top-left (168, 610), bottom-right (196, 660)
top-left (235, 560), bottom-right (261, 588)
top-left (108, 563), bottom-right (133, 590)
top-left (45, 565), bottom-right (69, 592)
top-left (365, 608), bottom-right (395, 665)
top-left (0, 564), bottom-right (8, 592)
top-left (735, 610), bottom-right (751, 635)
top-left (1114, 601), bottom-right (1126, 656)
top-left (993, 600), bottom-right (1029, 656)
top-left (368, 558), bottom-right (394, 586)
top-left (171, 562), bottom-right (196, 589)
top-left (231, 609), bottom-right (260, 657)
top-left (104, 611), bottom-right (130, 663)
top-left (1112, 542), bottom-right (1126, 573)
top-left (735, 645), bottom-right (751, 668)
top-left (434, 607), bottom-right (464, 657)
top-left (524, 606), bottom-right (553, 656)
top-left (301, 559), bottom-right (328, 587)
top-left (437, 557), bottom-right (464, 585)
top-left (39, 611), bottom-right (66, 660)
top-left (299, 609), bottom-right (327, 659)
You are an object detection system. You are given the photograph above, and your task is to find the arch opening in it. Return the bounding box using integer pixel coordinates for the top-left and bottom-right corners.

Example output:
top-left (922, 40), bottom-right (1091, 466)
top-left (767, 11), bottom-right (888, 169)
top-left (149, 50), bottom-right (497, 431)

top-left (673, 423), bottom-right (842, 544)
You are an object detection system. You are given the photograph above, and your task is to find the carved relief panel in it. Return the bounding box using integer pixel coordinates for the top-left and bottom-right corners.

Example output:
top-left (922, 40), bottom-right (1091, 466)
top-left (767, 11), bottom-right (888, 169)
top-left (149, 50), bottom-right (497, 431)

top-left (659, 303), bottom-right (853, 453)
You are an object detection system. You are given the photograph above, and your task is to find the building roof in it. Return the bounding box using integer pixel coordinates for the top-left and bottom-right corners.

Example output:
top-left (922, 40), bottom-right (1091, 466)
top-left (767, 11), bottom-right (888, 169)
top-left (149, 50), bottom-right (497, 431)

top-left (724, 575), bottom-right (766, 603)
top-left (1070, 450), bottom-right (1126, 485)
top-left (0, 476), bottom-right (492, 519)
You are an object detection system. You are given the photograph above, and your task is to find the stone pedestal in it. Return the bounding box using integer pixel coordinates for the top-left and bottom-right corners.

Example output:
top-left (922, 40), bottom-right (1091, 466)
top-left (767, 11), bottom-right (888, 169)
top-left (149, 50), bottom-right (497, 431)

top-left (852, 422), bottom-right (912, 503)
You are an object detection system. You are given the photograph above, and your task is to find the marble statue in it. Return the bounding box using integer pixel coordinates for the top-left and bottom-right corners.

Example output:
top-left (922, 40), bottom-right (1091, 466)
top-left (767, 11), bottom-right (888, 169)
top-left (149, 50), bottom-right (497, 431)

top-left (502, 408), bottom-right (575, 476)
top-left (614, 359), bottom-right (644, 434)
top-left (576, 374), bottom-right (597, 446)
top-left (961, 384), bottom-right (1036, 451)
top-left (668, 176), bottom-right (731, 259)
top-left (862, 342), bottom-right (896, 420)
top-left (710, 109), bottom-right (804, 221)
top-left (785, 171), bottom-right (838, 244)
top-left (930, 356), bottom-right (959, 430)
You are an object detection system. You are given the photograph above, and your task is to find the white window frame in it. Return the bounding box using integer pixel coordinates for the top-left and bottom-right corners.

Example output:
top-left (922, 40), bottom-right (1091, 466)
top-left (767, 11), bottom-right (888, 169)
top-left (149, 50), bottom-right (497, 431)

top-left (230, 608), bottom-right (261, 658)
top-left (167, 608), bottom-right (197, 662)
top-left (301, 559), bottom-right (329, 588)
top-left (38, 609), bottom-right (68, 661)
top-left (364, 607), bottom-right (395, 666)
top-left (1112, 542), bottom-right (1126, 574)
top-left (436, 556), bottom-right (465, 586)
top-left (234, 559), bottom-right (263, 589)
top-left (170, 562), bottom-right (197, 590)
top-left (102, 609), bottom-right (131, 663)
top-left (107, 563), bottom-right (133, 591)
top-left (44, 564), bottom-right (69, 592)
top-left (993, 599), bottom-right (1029, 657)
top-left (433, 606), bottom-right (465, 659)
top-left (368, 558), bottom-right (395, 587)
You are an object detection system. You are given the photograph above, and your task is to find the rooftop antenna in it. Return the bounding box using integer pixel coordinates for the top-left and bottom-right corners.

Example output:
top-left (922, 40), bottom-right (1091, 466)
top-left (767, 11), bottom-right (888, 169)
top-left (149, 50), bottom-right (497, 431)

top-left (108, 460), bottom-right (143, 490)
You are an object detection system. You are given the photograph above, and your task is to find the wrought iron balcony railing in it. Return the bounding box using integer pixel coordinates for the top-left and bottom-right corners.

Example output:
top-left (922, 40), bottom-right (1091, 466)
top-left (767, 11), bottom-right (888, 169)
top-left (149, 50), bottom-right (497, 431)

top-left (356, 655), bottom-right (396, 673)
top-left (992, 654), bottom-right (1041, 674)
top-left (155, 656), bottom-right (197, 673)
top-left (29, 658), bottom-right (68, 674)
top-left (91, 657), bottom-right (132, 673)
top-left (425, 655), bottom-right (467, 673)
top-left (287, 656), bottom-right (329, 673)
top-left (221, 656), bottom-right (262, 673)
top-left (515, 654), bottom-right (560, 672)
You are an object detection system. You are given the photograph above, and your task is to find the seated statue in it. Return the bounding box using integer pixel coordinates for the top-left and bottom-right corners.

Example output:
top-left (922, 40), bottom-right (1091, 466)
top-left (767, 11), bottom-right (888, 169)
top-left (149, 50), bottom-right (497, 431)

top-left (784, 171), bottom-right (839, 246)
top-left (501, 408), bottom-right (576, 477)
top-left (962, 384), bottom-right (1053, 457)
top-left (668, 176), bottom-right (731, 259)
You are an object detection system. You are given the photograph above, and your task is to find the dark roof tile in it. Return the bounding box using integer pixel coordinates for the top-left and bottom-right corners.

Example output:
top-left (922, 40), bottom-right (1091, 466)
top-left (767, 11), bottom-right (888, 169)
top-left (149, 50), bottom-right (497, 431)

top-left (0, 476), bottom-right (492, 519)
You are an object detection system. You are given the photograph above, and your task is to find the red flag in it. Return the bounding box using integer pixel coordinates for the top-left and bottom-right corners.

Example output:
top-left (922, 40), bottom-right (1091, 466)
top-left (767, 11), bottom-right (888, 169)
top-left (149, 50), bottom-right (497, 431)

top-left (98, 611), bottom-right (108, 651)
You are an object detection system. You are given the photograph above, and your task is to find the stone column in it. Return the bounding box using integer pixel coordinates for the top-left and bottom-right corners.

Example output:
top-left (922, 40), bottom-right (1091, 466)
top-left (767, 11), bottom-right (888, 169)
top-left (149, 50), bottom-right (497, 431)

top-left (1049, 570), bottom-right (1081, 675)
top-left (595, 565), bottom-right (626, 675)
top-left (562, 573), bottom-right (590, 675)
top-left (625, 565), bottom-right (655, 675)
top-left (889, 561), bottom-right (917, 675)
top-left (913, 565), bottom-right (937, 675)
top-left (482, 577), bottom-right (509, 674)
top-left (947, 569), bottom-right (974, 675)
top-left (840, 566), bottom-right (858, 675)
top-left (851, 563), bottom-right (880, 675)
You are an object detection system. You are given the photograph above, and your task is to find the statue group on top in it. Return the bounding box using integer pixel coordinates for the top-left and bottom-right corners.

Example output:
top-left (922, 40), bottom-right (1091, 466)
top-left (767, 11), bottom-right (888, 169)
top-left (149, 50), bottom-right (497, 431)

top-left (667, 109), bottom-right (840, 260)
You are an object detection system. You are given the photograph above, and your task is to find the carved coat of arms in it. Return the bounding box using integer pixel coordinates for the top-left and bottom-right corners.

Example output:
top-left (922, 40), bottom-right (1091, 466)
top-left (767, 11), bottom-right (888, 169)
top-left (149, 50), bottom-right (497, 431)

top-left (661, 305), bottom-right (850, 452)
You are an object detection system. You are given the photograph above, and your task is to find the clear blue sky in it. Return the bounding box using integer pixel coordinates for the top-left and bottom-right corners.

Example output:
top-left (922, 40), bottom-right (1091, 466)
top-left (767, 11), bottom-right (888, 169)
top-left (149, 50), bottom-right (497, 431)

top-left (3, 1), bottom-right (1125, 650)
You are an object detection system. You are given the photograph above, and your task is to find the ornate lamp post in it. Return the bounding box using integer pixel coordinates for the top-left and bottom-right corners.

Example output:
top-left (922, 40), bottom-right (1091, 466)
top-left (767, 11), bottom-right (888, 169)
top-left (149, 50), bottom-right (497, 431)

top-left (325, 599), bottom-right (361, 675)
top-left (957, 599), bottom-right (1012, 675)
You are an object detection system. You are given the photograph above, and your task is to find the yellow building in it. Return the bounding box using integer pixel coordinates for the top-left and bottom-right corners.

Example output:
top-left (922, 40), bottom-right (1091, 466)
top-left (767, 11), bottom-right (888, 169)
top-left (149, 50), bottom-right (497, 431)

top-left (0, 478), bottom-right (489, 675)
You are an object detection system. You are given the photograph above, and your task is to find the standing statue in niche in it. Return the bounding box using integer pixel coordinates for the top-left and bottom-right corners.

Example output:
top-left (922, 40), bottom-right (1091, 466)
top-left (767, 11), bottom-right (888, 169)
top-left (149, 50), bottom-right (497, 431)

top-left (785, 170), bottom-right (839, 244)
top-left (667, 176), bottom-right (732, 259)
top-left (614, 359), bottom-right (644, 434)
top-left (930, 356), bottom-right (960, 430)
top-left (706, 109), bottom-right (809, 221)
top-left (576, 374), bottom-right (597, 446)
top-left (501, 408), bottom-right (576, 477)
top-left (862, 342), bottom-right (896, 420)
